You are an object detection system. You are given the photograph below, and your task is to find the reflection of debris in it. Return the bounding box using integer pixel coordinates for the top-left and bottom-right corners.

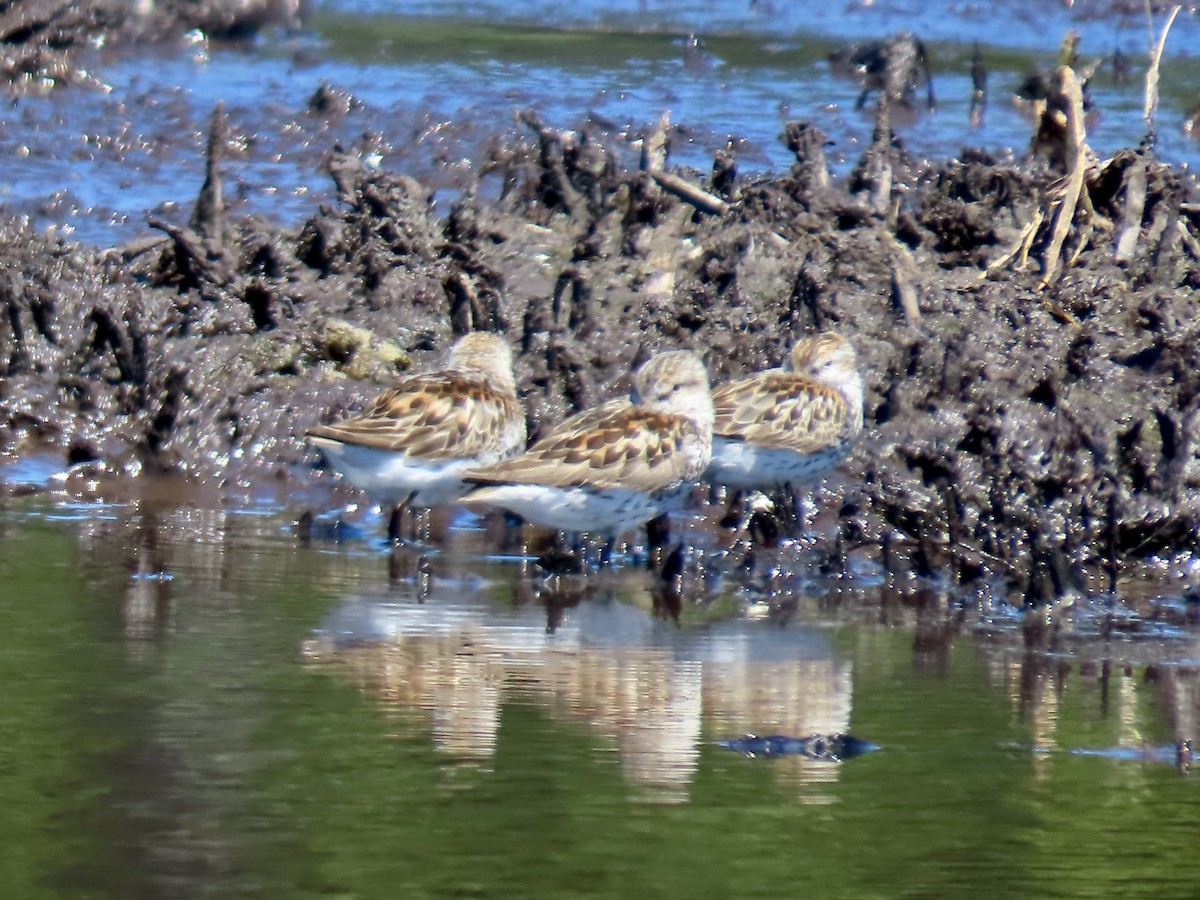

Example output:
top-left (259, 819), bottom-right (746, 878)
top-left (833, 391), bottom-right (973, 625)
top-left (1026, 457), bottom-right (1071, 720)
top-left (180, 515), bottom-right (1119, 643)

top-left (1069, 742), bottom-right (1193, 769)
top-left (716, 733), bottom-right (877, 761)
top-left (980, 635), bottom-right (1200, 775)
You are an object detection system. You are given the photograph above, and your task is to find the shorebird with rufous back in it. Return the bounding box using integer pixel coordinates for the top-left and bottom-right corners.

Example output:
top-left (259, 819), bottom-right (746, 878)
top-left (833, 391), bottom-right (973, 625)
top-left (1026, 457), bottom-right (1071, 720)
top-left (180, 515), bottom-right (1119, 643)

top-left (705, 332), bottom-right (863, 538)
top-left (460, 350), bottom-right (713, 566)
top-left (306, 331), bottom-right (526, 542)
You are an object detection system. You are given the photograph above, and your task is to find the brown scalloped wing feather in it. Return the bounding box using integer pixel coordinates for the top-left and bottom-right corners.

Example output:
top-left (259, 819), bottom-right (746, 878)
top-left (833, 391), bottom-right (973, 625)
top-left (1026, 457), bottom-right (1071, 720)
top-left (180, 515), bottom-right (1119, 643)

top-left (528, 398), bottom-right (629, 447)
top-left (306, 373), bottom-right (521, 460)
top-left (466, 405), bottom-right (700, 491)
top-left (712, 373), bottom-right (846, 453)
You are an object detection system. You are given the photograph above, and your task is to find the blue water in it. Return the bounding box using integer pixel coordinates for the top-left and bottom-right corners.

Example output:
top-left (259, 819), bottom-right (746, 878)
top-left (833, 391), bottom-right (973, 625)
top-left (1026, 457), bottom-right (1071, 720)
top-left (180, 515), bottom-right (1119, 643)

top-left (1, 1), bottom-right (1198, 244)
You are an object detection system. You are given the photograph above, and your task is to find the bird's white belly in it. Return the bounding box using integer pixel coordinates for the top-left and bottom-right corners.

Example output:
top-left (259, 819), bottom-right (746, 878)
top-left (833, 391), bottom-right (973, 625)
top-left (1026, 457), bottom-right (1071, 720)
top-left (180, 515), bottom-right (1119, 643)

top-left (311, 438), bottom-right (479, 506)
top-left (465, 484), bottom-right (669, 534)
top-left (705, 437), bottom-right (843, 490)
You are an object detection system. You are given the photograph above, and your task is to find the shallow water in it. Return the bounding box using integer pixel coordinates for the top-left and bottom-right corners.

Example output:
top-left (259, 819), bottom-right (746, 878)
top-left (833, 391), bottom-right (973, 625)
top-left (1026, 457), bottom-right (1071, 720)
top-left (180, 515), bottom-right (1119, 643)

top-left (5, 3), bottom-right (1200, 894)
top-left (3, 2), bottom-right (1200, 243)
top-left (3, 491), bottom-right (1200, 897)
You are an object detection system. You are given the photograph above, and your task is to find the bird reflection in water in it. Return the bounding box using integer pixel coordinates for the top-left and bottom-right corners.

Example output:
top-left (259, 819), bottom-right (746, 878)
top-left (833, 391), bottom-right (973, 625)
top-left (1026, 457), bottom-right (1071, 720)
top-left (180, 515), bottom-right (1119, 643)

top-left (304, 565), bottom-right (857, 802)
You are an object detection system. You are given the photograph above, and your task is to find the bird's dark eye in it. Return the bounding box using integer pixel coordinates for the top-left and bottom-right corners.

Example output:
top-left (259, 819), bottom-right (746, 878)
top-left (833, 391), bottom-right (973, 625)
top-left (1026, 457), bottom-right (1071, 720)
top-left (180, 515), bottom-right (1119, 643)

top-left (672, 383), bottom-right (681, 393)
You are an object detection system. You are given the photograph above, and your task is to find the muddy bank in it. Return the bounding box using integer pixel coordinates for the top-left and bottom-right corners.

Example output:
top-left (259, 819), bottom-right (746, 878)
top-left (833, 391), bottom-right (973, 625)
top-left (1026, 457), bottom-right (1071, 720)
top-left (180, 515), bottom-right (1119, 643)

top-left (2, 55), bottom-right (1199, 600)
top-left (0, 0), bottom-right (307, 89)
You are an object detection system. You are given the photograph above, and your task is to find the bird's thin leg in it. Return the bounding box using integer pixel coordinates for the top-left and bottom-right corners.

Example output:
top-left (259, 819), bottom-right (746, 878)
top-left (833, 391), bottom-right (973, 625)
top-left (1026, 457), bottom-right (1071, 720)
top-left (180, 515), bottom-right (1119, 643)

top-left (386, 501), bottom-right (407, 544)
top-left (644, 512), bottom-right (672, 570)
top-left (646, 512), bottom-right (672, 550)
top-left (660, 542), bottom-right (685, 583)
top-left (537, 531), bottom-right (585, 575)
top-left (718, 489), bottom-right (746, 531)
top-left (387, 494), bottom-right (418, 544)
top-left (387, 546), bottom-right (403, 586)
top-left (782, 482), bottom-right (811, 539)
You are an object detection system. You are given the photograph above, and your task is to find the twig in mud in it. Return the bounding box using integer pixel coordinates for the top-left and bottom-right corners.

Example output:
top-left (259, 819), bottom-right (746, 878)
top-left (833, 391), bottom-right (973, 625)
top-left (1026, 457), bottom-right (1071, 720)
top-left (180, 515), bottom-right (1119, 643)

top-left (1148, 198), bottom-right (1173, 247)
top-left (989, 65), bottom-right (1102, 291)
top-left (1142, 0), bottom-right (1156, 52)
top-left (890, 266), bottom-right (920, 322)
top-left (711, 144), bottom-right (737, 199)
top-left (516, 109), bottom-right (590, 224)
top-left (847, 94), bottom-right (896, 217)
top-left (871, 95), bottom-right (893, 216)
top-left (1114, 157), bottom-right (1148, 264)
top-left (640, 111), bottom-right (671, 173)
top-left (147, 215), bottom-right (235, 291)
top-left (985, 209), bottom-right (1043, 276)
top-left (1142, 4), bottom-right (1182, 149)
top-left (783, 121), bottom-right (830, 191)
top-left (885, 232), bottom-right (921, 321)
top-left (1039, 68), bottom-right (1092, 288)
top-left (106, 234), bottom-right (170, 263)
top-left (1176, 219), bottom-right (1200, 261)
top-left (190, 103), bottom-right (227, 245)
top-left (636, 110), bottom-right (728, 215)
top-left (1065, 218), bottom-right (1097, 270)
top-left (1016, 211), bottom-right (1044, 270)
top-left (649, 170), bottom-right (729, 215)
top-left (445, 269), bottom-right (507, 335)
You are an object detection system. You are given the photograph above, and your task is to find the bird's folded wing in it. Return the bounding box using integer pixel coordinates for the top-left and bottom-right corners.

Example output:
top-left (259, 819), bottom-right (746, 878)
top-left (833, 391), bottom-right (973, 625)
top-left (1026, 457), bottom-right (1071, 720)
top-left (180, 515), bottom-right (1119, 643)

top-left (712, 374), bottom-right (845, 453)
top-left (466, 404), bottom-right (701, 491)
top-left (306, 373), bottom-right (519, 459)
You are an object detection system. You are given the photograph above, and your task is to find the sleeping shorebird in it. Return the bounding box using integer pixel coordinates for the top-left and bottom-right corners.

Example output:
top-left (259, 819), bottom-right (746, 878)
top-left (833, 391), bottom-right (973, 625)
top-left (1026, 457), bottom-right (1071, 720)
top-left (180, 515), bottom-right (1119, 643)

top-left (705, 332), bottom-right (863, 532)
top-left (306, 331), bottom-right (526, 540)
top-left (460, 350), bottom-right (713, 545)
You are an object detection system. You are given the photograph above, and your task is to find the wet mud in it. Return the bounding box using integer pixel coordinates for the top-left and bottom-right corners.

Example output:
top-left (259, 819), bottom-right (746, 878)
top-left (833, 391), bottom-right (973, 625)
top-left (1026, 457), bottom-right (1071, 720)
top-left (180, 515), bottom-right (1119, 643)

top-left (0, 0), bottom-right (305, 89)
top-left (2, 7), bottom-right (1199, 604)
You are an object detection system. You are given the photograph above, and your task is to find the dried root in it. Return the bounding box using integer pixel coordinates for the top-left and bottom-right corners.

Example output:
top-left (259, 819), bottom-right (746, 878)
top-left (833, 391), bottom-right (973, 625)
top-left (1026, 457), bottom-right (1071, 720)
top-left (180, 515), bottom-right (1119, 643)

top-left (989, 11), bottom-right (1186, 291)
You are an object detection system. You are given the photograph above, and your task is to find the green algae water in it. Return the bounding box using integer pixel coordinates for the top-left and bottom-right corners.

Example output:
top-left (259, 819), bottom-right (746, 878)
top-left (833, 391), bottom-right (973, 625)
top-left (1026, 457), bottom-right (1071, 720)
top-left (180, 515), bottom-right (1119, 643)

top-left (3, 495), bottom-right (1200, 898)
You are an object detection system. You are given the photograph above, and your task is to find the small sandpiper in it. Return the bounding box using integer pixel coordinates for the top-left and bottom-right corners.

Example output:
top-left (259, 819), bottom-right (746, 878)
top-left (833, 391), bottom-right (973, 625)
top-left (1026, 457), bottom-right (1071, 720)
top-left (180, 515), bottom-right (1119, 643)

top-left (306, 331), bottom-right (526, 538)
top-left (460, 350), bottom-right (713, 540)
top-left (705, 331), bottom-right (863, 495)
